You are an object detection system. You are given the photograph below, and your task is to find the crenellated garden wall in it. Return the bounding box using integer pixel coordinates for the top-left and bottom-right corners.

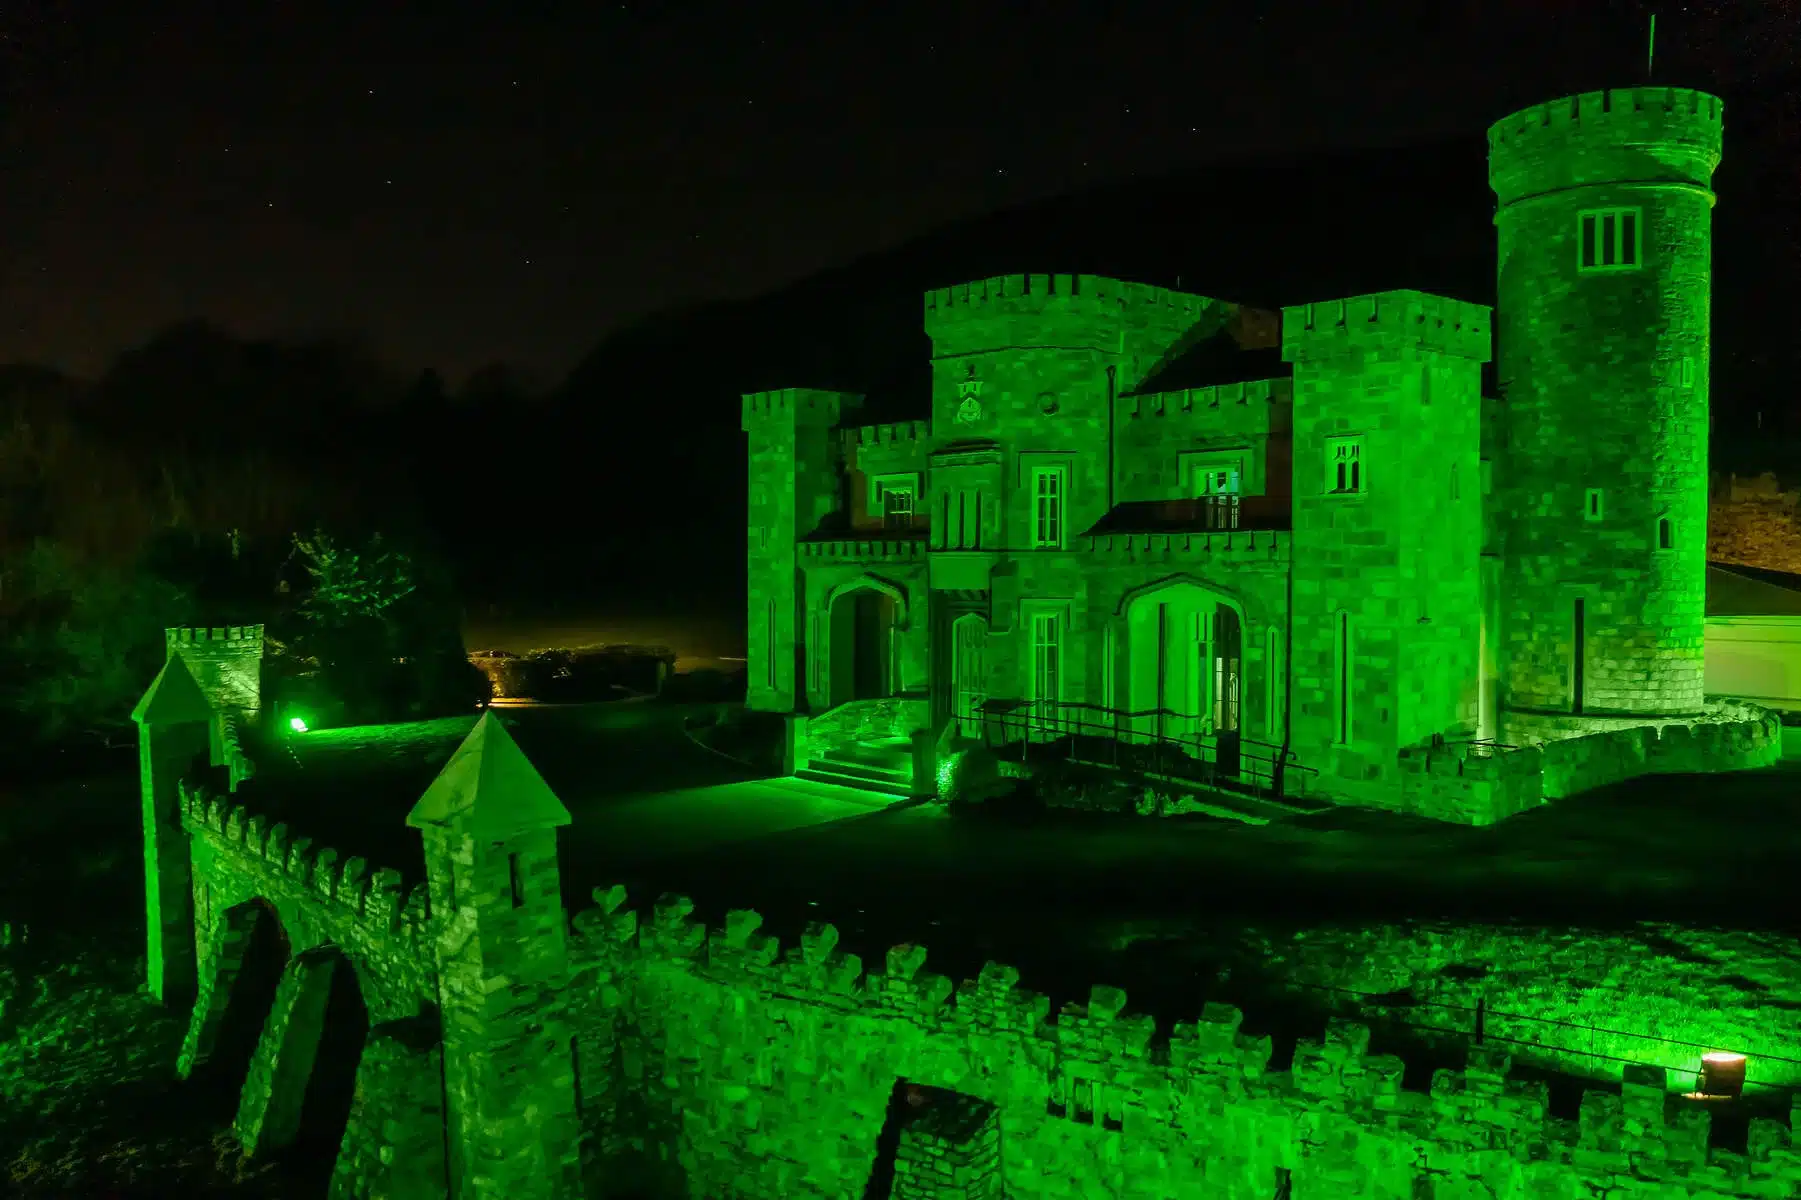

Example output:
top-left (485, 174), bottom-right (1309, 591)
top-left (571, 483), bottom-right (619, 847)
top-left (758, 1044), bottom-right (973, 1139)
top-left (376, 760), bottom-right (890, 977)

top-left (560, 888), bottom-right (1801, 1200)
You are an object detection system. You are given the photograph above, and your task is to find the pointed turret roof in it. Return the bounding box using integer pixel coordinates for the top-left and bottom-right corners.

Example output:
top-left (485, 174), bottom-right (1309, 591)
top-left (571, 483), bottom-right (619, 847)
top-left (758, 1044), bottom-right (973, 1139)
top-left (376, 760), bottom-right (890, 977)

top-left (130, 652), bottom-right (215, 726)
top-left (406, 711), bottom-right (572, 841)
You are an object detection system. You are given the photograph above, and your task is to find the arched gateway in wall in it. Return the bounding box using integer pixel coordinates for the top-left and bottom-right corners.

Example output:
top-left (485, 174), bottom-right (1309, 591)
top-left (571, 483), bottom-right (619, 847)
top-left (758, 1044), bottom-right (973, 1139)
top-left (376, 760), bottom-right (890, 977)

top-left (1118, 576), bottom-right (1248, 770)
top-left (823, 575), bottom-right (910, 708)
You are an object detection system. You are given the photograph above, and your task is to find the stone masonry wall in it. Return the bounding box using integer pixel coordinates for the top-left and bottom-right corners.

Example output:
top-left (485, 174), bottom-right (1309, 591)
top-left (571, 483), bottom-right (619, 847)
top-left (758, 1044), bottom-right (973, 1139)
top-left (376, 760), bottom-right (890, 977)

top-left (179, 782), bottom-right (435, 1025)
top-left (1382, 703), bottom-right (1778, 823)
top-left (1247, 920), bottom-right (1801, 1097)
top-left (1284, 292), bottom-right (1491, 786)
top-left (167, 625), bottom-right (266, 714)
top-left (1491, 89), bottom-right (1724, 716)
top-left (566, 889), bottom-right (1801, 1200)
top-left (743, 389), bottom-right (857, 713)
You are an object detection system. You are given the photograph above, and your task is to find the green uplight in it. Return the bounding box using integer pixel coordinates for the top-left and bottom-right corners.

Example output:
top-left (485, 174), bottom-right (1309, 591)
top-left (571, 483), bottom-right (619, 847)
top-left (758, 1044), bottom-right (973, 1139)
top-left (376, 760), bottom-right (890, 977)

top-left (289, 716), bottom-right (309, 733)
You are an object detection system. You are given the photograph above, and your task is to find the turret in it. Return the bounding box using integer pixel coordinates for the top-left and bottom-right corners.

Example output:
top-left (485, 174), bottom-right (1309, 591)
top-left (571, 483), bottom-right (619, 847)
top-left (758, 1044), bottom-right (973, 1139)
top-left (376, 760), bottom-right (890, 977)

top-left (131, 651), bottom-right (216, 1006)
top-left (742, 388), bottom-right (860, 711)
top-left (1489, 88), bottom-right (1724, 724)
top-left (407, 712), bottom-right (583, 1198)
top-left (1283, 291), bottom-right (1492, 787)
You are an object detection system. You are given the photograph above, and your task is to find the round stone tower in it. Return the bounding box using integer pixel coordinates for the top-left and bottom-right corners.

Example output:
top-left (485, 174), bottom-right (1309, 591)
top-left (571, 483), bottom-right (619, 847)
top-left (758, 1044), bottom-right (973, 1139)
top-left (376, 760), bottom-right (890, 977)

top-left (1489, 87), bottom-right (1723, 722)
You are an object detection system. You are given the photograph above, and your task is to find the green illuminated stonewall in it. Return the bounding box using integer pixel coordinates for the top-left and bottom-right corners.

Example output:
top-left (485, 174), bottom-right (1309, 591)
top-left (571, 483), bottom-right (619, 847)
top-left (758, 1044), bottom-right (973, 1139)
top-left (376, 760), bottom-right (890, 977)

top-left (1491, 90), bottom-right (1724, 723)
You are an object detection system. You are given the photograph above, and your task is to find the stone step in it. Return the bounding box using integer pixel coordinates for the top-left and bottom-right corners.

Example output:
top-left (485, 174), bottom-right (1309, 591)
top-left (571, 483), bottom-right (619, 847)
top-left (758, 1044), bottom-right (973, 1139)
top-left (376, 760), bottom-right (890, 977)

top-left (795, 765), bottom-right (916, 798)
top-left (812, 754), bottom-right (912, 785)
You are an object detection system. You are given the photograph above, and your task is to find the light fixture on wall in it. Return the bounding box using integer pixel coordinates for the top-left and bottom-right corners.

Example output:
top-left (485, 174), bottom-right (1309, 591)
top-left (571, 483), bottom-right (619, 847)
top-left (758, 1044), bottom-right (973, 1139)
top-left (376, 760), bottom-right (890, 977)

top-left (1685, 1052), bottom-right (1747, 1100)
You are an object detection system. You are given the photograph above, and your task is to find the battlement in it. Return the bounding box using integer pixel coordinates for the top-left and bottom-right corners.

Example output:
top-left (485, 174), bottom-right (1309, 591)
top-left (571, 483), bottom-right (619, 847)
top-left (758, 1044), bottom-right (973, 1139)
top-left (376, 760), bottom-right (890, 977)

top-left (1082, 529), bottom-right (1290, 564)
top-left (924, 274), bottom-right (1219, 330)
top-left (165, 624), bottom-right (265, 713)
top-left (844, 420), bottom-right (929, 447)
top-left (1488, 88), bottom-right (1724, 201)
top-left (1126, 378), bottom-right (1289, 419)
top-left (179, 781), bottom-right (431, 945)
top-left (740, 388), bottom-right (862, 432)
top-left (568, 887), bottom-right (1801, 1181)
top-left (1281, 291), bottom-right (1492, 364)
top-left (166, 625), bottom-right (265, 649)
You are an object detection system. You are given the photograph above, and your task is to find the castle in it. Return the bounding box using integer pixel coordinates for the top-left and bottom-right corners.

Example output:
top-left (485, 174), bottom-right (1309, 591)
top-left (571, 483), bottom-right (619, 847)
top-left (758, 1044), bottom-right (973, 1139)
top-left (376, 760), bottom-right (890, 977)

top-left (121, 87), bottom-right (1801, 1200)
top-left (743, 87), bottom-right (1750, 821)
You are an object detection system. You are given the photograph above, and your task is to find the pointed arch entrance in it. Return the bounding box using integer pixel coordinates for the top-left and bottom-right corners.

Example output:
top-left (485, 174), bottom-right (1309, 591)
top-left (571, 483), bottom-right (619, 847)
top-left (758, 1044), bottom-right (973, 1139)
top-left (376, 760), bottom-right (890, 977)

top-left (1121, 577), bottom-right (1244, 774)
top-left (950, 613), bottom-right (989, 733)
top-left (825, 576), bottom-right (908, 708)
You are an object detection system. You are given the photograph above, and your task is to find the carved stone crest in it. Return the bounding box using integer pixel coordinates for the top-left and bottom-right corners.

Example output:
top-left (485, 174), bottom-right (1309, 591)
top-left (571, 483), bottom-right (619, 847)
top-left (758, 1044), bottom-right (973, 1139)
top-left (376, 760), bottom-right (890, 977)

top-left (955, 377), bottom-right (984, 425)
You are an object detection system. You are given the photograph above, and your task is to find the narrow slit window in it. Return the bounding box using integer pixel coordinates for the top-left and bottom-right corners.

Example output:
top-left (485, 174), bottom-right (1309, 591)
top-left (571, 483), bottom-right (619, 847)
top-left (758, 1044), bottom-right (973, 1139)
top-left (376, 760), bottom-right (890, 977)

top-left (765, 601), bottom-right (777, 689)
top-left (1334, 611), bottom-right (1353, 746)
top-left (1264, 625), bottom-right (1282, 741)
top-left (508, 852), bottom-right (525, 908)
top-left (1658, 517), bottom-right (1674, 551)
top-left (1585, 489), bottom-right (1604, 522)
top-left (1572, 598), bottom-right (1587, 715)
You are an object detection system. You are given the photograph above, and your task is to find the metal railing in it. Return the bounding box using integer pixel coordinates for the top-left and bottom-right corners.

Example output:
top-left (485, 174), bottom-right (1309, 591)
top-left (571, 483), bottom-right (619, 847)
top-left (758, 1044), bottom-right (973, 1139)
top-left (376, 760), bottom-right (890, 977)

top-left (968, 698), bottom-right (1317, 802)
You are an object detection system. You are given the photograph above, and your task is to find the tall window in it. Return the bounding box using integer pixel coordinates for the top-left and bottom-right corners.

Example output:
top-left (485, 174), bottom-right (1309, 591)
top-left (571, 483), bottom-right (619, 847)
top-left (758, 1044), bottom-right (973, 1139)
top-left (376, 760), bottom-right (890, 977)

top-left (1578, 207), bottom-right (1642, 272)
top-left (1324, 436), bottom-right (1364, 495)
top-left (1584, 488), bottom-right (1604, 522)
top-left (1333, 611), bottom-right (1353, 746)
top-left (809, 613), bottom-right (825, 693)
top-left (882, 487), bottom-right (914, 530)
top-left (1101, 623), bottom-right (1117, 713)
top-left (508, 852), bottom-right (525, 909)
top-left (1032, 467), bottom-right (1065, 548)
top-left (1572, 598), bottom-right (1587, 715)
top-left (1264, 625), bottom-right (1282, 741)
top-left (873, 475), bottom-right (917, 531)
top-left (1657, 517), bottom-right (1674, 551)
top-left (765, 601), bottom-right (777, 690)
top-left (1031, 612), bottom-right (1062, 731)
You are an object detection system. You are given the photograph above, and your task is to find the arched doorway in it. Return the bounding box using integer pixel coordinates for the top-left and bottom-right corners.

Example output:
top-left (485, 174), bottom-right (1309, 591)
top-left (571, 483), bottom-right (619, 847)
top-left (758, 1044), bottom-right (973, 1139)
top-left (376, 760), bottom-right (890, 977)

top-left (1123, 579), bottom-right (1244, 774)
top-left (827, 580), bottom-right (904, 708)
top-left (950, 613), bottom-right (988, 734)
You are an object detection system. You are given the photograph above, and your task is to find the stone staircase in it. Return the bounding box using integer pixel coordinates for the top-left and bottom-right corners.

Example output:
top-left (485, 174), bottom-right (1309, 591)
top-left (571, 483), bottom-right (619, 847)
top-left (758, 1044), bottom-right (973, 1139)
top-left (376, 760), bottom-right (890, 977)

top-left (796, 737), bottom-right (916, 798)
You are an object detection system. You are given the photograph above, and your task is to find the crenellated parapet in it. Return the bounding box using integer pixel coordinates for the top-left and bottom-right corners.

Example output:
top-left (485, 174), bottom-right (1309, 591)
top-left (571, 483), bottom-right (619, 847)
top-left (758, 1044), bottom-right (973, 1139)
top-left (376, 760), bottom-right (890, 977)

top-left (1125, 378), bottom-right (1290, 420)
top-left (1488, 87), bottom-right (1724, 202)
top-left (177, 781), bottom-right (434, 1019)
top-left (1281, 291), bottom-right (1492, 364)
top-left (740, 388), bottom-right (861, 431)
top-left (925, 274), bottom-right (1214, 325)
top-left (924, 274), bottom-right (1224, 359)
top-left (165, 623), bottom-right (265, 715)
top-left (1081, 529), bottom-right (1290, 564)
top-left (563, 887), bottom-right (1801, 1191)
top-left (845, 420), bottom-right (929, 447)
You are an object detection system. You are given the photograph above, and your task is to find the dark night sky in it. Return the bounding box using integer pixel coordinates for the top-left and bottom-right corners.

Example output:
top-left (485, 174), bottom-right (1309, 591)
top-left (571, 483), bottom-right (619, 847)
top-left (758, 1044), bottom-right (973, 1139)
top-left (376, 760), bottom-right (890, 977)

top-left (1, 1), bottom-right (1792, 384)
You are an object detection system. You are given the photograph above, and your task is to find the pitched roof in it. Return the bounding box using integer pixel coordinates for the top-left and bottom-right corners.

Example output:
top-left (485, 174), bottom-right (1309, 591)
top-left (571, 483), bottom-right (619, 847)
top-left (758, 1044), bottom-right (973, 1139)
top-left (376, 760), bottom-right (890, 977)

top-left (405, 711), bottom-right (571, 840)
top-left (130, 653), bottom-right (215, 725)
top-left (1707, 562), bottom-right (1801, 617)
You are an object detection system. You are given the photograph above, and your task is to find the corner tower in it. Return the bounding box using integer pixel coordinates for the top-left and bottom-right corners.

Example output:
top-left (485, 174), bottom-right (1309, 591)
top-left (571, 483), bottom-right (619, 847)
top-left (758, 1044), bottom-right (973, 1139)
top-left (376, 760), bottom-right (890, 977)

top-left (742, 388), bottom-right (860, 712)
top-left (1489, 88), bottom-right (1723, 723)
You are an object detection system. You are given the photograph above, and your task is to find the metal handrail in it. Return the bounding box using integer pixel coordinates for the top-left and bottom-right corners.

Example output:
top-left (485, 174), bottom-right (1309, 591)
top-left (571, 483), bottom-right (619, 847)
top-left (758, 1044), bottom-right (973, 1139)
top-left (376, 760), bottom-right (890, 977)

top-left (967, 697), bottom-right (1315, 801)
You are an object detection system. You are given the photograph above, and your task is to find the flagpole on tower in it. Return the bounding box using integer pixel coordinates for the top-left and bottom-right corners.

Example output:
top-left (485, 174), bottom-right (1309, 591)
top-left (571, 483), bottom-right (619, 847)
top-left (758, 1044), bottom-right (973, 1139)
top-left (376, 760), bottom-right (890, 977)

top-left (1647, 11), bottom-right (1657, 81)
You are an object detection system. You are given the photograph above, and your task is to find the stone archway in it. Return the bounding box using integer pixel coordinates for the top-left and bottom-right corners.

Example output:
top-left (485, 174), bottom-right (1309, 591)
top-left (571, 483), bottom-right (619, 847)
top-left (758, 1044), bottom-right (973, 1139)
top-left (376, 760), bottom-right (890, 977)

top-left (825, 576), bottom-right (910, 709)
top-left (1118, 576), bottom-right (1247, 772)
